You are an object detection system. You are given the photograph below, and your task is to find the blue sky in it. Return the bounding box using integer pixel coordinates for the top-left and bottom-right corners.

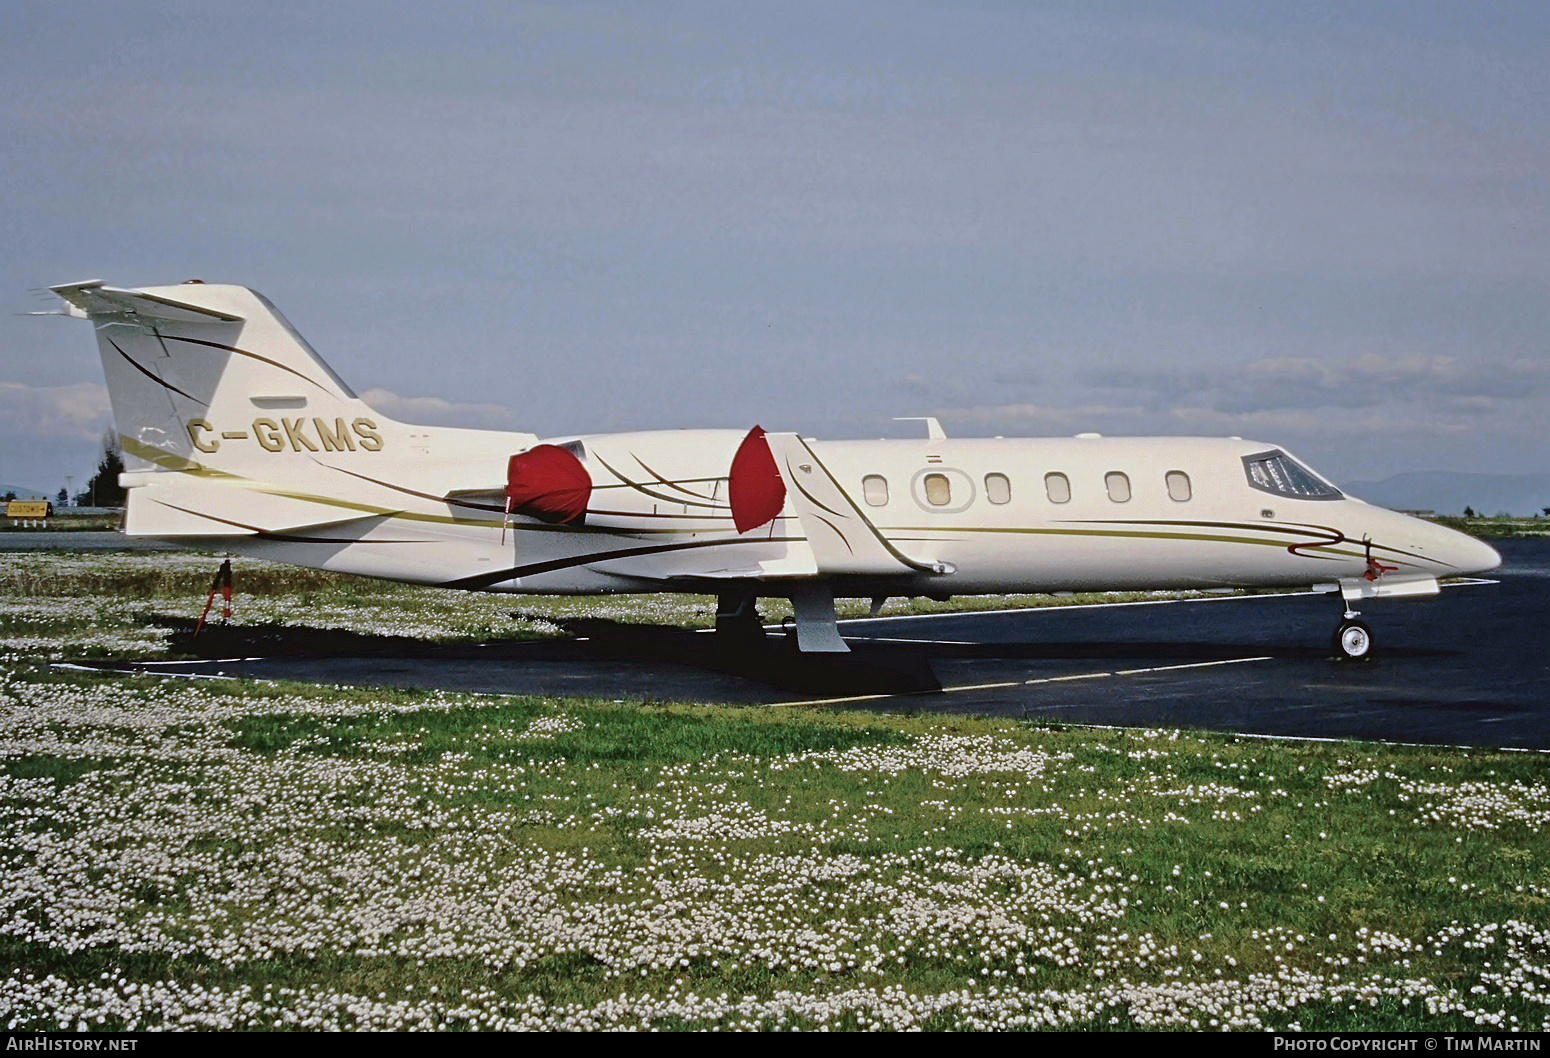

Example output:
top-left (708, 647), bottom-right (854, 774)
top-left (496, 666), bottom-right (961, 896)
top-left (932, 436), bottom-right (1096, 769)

top-left (2, 2), bottom-right (1547, 493)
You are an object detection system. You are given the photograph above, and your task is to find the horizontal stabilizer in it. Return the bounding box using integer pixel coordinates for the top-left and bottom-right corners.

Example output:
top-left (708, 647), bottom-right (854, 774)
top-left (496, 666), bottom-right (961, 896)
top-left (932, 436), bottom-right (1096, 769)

top-left (49, 281), bottom-right (243, 323)
top-left (125, 478), bottom-right (394, 538)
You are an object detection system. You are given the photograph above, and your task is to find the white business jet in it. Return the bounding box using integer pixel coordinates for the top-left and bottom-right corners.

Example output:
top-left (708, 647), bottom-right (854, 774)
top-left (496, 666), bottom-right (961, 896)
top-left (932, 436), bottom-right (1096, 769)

top-left (47, 279), bottom-right (1500, 658)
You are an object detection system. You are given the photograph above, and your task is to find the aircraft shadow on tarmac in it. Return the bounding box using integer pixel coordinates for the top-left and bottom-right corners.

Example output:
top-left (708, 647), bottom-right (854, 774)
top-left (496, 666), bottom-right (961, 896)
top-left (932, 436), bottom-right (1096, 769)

top-left (145, 614), bottom-right (1454, 698)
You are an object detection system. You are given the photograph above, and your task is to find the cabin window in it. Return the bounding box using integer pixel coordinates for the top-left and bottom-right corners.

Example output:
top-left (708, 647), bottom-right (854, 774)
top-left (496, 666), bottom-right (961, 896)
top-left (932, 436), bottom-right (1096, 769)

top-left (1166, 470), bottom-right (1192, 502)
top-left (985, 473), bottom-right (1011, 505)
top-left (923, 473), bottom-right (952, 506)
top-left (1105, 471), bottom-right (1131, 503)
top-left (1242, 450), bottom-right (1342, 500)
top-left (862, 474), bottom-right (889, 506)
top-left (1044, 472), bottom-right (1071, 504)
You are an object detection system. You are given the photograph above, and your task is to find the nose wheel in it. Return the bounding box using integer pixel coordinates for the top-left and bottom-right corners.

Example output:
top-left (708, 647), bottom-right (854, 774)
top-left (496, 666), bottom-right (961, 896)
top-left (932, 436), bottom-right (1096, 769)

top-left (1333, 614), bottom-right (1374, 660)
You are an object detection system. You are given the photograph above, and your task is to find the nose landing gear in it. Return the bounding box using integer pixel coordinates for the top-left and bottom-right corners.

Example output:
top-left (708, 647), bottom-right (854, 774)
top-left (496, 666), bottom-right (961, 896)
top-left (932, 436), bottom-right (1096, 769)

top-left (1334, 611), bottom-right (1373, 660)
top-left (1330, 534), bottom-right (1392, 660)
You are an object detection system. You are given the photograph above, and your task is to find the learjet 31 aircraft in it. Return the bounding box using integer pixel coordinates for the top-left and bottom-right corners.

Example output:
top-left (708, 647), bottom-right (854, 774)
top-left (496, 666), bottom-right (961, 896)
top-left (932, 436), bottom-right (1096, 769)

top-left (48, 279), bottom-right (1501, 658)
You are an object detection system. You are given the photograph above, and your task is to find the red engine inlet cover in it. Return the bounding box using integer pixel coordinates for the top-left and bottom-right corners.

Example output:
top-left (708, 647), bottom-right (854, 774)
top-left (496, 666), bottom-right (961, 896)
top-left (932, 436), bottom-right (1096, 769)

top-left (505, 445), bottom-right (591, 525)
top-left (728, 426), bottom-right (786, 534)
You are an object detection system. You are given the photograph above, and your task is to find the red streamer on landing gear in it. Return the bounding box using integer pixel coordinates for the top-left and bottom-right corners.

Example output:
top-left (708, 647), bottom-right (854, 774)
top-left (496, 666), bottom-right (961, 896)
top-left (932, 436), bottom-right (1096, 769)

top-left (193, 558), bottom-right (233, 637)
top-left (1362, 538), bottom-right (1399, 582)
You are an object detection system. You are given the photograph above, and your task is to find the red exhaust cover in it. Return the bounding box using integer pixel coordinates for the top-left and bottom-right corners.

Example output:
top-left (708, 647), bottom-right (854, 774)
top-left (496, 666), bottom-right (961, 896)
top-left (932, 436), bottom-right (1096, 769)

top-left (505, 445), bottom-right (591, 525)
top-left (728, 426), bottom-right (786, 533)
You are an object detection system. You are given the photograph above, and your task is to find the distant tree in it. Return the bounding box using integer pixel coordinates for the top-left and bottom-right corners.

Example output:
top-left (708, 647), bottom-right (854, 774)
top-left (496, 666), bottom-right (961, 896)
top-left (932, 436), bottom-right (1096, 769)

top-left (1542, 507), bottom-right (1549, 518)
top-left (81, 435), bottom-right (126, 508)
top-left (56, 488), bottom-right (68, 507)
top-left (1463, 505), bottom-right (1476, 518)
top-left (0, 491), bottom-right (14, 503)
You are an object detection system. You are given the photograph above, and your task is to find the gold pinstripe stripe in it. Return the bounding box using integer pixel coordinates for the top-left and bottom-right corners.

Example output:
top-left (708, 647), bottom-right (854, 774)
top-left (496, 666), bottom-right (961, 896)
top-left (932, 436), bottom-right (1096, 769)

top-left (884, 522), bottom-right (1363, 559)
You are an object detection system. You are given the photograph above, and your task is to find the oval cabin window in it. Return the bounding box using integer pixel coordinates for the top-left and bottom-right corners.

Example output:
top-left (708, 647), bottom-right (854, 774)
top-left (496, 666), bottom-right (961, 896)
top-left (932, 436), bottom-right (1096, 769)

top-left (1105, 471), bottom-right (1131, 503)
top-left (862, 474), bottom-right (889, 507)
top-left (1166, 470), bottom-right (1192, 502)
top-left (923, 473), bottom-right (952, 507)
top-left (985, 473), bottom-right (1011, 505)
top-left (1045, 472), bottom-right (1071, 504)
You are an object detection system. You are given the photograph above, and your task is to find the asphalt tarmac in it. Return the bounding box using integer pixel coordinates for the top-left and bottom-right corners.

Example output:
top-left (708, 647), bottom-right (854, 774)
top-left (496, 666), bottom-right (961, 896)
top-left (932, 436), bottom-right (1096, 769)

top-left (112, 538), bottom-right (1549, 751)
top-left (0, 531), bottom-right (173, 551)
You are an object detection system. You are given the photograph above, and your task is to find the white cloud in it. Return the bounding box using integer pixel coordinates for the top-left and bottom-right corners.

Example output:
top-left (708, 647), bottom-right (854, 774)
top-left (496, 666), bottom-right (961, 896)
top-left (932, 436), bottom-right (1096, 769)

top-left (1083, 355), bottom-right (1550, 415)
top-left (944, 401), bottom-right (1147, 434)
top-left (0, 383), bottom-right (113, 493)
top-left (929, 392), bottom-right (1544, 482)
top-left (357, 387), bottom-right (515, 428)
top-left (0, 382), bottom-right (111, 440)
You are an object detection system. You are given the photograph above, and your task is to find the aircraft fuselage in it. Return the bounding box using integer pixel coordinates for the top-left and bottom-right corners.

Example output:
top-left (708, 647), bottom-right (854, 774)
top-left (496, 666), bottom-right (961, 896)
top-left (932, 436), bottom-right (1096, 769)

top-left (183, 426), bottom-right (1499, 603)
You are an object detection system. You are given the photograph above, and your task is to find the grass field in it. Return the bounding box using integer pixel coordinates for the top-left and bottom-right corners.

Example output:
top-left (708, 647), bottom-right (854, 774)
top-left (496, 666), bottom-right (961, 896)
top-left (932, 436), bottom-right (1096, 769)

top-left (0, 551), bottom-right (1545, 1031)
top-left (1437, 516), bottom-right (1550, 540)
top-left (0, 513), bottom-right (123, 532)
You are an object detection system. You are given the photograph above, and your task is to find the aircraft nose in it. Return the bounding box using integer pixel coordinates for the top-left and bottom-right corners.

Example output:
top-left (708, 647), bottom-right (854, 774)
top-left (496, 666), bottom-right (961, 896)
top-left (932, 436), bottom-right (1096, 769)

top-left (1379, 509), bottom-right (1502, 576)
top-left (1439, 525), bottom-right (1501, 576)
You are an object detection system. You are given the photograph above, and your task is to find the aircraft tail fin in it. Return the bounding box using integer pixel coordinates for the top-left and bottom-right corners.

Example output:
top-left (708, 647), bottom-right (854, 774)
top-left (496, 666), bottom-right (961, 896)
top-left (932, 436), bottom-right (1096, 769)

top-left (53, 280), bottom-right (393, 536)
top-left (52, 280), bottom-right (372, 474)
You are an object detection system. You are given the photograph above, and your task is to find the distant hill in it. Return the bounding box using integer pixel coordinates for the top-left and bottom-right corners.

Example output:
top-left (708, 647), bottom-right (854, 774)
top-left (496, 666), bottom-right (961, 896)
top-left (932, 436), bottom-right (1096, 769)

top-left (1345, 471), bottom-right (1550, 517)
top-left (0, 481), bottom-right (49, 501)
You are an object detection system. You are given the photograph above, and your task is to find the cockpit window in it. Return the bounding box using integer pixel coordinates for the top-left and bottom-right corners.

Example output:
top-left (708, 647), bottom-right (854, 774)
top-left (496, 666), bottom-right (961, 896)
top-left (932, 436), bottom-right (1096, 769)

top-left (1242, 450), bottom-right (1341, 500)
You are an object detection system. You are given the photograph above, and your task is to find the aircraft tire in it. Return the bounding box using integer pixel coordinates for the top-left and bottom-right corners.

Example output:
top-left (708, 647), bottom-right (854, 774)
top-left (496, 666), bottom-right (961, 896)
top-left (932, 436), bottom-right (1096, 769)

top-left (1333, 619), bottom-right (1374, 660)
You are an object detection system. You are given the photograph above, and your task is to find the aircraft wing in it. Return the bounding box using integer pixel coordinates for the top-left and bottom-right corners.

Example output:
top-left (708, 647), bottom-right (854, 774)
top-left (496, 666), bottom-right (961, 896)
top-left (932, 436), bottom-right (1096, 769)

top-left (659, 553), bottom-right (819, 580)
top-left (762, 432), bottom-right (948, 577)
